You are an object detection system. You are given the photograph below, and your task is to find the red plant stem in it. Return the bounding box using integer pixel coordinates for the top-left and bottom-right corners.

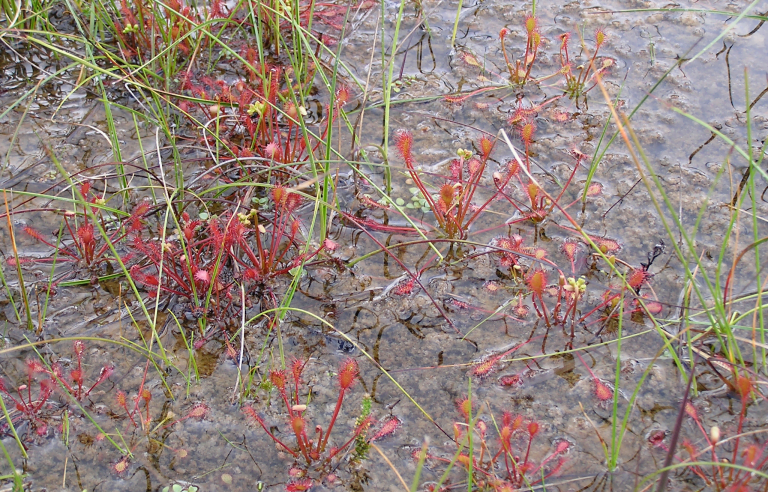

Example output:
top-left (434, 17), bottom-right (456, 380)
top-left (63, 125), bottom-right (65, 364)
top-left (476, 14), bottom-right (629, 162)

top-left (274, 222), bottom-right (298, 267)
top-left (535, 293), bottom-right (550, 326)
top-left (732, 392), bottom-right (749, 475)
top-left (342, 213), bottom-right (462, 335)
top-left (269, 207), bottom-right (287, 267)
top-left (254, 417), bottom-right (299, 458)
top-left (341, 213), bottom-right (429, 235)
top-left (551, 156), bottom-right (583, 210)
top-left (404, 161), bottom-right (443, 229)
top-left (64, 217), bottom-right (87, 260)
top-left (293, 426), bottom-right (312, 463)
top-left (523, 433), bottom-right (534, 470)
top-left (577, 293), bottom-right (621, 325)
top-left (477, 439), bottom-right (487, 468)
top-left (328, 431), bottom-right (359, 459)
top-left (314, 427), bottom-right (324, 454)
top-left (574, 351), bottom-right (600, 381)
top-left (29, 230), bottom-right (79, 260)
top-left (455, 162), bottom-right (485, 229)
top-left (522, 45), bottom-right (538, 84)
top-left (501, 38), bottom-right (513, 74)
top-left (252, 213), bottom-right (267, 271)
top-left (121, 401), bottom-right (137, 427)
top-left (319, 389), bottom-right (346, 453)
top-left (462, 179), bottom-right (503, 230)
top-left (493, 186), bottom-right (527, 215)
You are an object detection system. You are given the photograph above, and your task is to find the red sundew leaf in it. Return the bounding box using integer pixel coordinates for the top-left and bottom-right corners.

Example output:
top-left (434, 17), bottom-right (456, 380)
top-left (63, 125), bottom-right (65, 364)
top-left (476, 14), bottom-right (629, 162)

top-left (528, 421), bottom-right (540, 437)
top-left (130, 265), bottom-right (159, 287)
top-left (551, 110), bottom-right (570, 122)
top-left (479, 136), bottom-right (494, 161)
top-left (112, 456), bottom-right (130, 475)
top-left (242, 405), bottom-right (263, 424)
top-left (448, 298), bottom-right (472, 310)
top-left (484, 281), bottom-right (501, 293)
top-left (627, 269), bottom-right (650, 289)
top-left (591, 236), bottom-right (621, 253)
top-left (470, 353), bottom-right (505, 379)
top-left (70, 369), bottom-right (83, 385)
top-left (681, 439), bottom-right (697, 458)
top-left (525, 15), bottom-right (538, 34)
top-left (594, 380), bottom-right (613, 402)
top-left (499, 374), bottom-right (522, 387)
top-left (395, 130), bottom-right (414, 167)
top-left (468, 158), bottom-right (482, 176)
top-left (370, 416), bottom-right (401, 441)
top-left (7, 257), bottom-right (35, 266)
top-left (392, 278), bottom-right (415, 296)
top-left (290, 359), bottom-right (306, 385)
top-left (73, 340), bottom-right (85, 357)
top-left (519, 122), bottom-right (536, 145)
top-left (460, 51), bottom-right (481, 68)
top-left (595, 27), bottom-right (607, 49)
top-left (647, 430), bottom-right (666, 447)
top-left (77, 224), bottom-right (94, 245)
top-left (526, 270), bottom-right (547, 296)
top-left (338, 358), bottom-right (359, 390)
top-left (269, 370), bottom-right (287, 391)
top-left (586, 182), bottom-right (603, 197)
top-left (513, 300), bottom-right (530, 319)
top-left (561, 240), bottom-right (580, 262)
top-left (531, 247), bottom-right (547, 260)
top-left (26, 359), bottom-right (46, 375)
top-left (23, 226), bottom-right (47, 243)
top-left (290, 415), bottom-right (305, 435)
top-left (186, 403), bottom-right (208, 420)
top-left (456, 398), bottom-right (474, 421)
top-left (743, 444), bottom-right (760, 468)
top-left (335, 85), bottom-right (350, 106)
top-left (194, 269), bottom-right (210, 284)
top-left (736, 376), bottom-right (753, 399)
top-left (116, 390), bottom-right (128, 408)
top-left (286, 479), bottom-right (313, 492)
top-left (554, 439), bottom-right (571, 455)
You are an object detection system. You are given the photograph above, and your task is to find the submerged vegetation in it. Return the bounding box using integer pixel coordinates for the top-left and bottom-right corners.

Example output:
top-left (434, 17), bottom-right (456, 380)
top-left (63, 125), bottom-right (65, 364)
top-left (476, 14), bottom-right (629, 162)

top-left (1, 0), bottom-right (767, 490)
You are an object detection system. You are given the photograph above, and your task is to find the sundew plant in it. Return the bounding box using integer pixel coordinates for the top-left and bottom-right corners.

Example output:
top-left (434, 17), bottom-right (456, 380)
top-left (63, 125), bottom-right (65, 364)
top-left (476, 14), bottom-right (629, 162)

top-left (0, 0), bottom-right (767, 490)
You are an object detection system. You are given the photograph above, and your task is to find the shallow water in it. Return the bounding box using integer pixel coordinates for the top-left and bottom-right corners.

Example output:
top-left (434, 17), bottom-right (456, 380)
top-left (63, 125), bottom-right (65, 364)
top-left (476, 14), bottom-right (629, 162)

top-left (2, 0), bottom-right (768, 490)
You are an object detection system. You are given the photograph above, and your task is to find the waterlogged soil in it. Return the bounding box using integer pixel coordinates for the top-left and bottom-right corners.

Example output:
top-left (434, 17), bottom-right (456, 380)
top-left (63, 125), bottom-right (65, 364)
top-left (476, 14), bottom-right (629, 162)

top-left (2, 0), bottom-right (768, 491)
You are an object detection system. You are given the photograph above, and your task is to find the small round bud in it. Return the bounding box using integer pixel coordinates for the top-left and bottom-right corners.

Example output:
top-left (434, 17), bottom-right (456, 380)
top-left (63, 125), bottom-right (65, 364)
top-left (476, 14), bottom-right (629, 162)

top-left (710, 426), bottom-right (720, 444)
